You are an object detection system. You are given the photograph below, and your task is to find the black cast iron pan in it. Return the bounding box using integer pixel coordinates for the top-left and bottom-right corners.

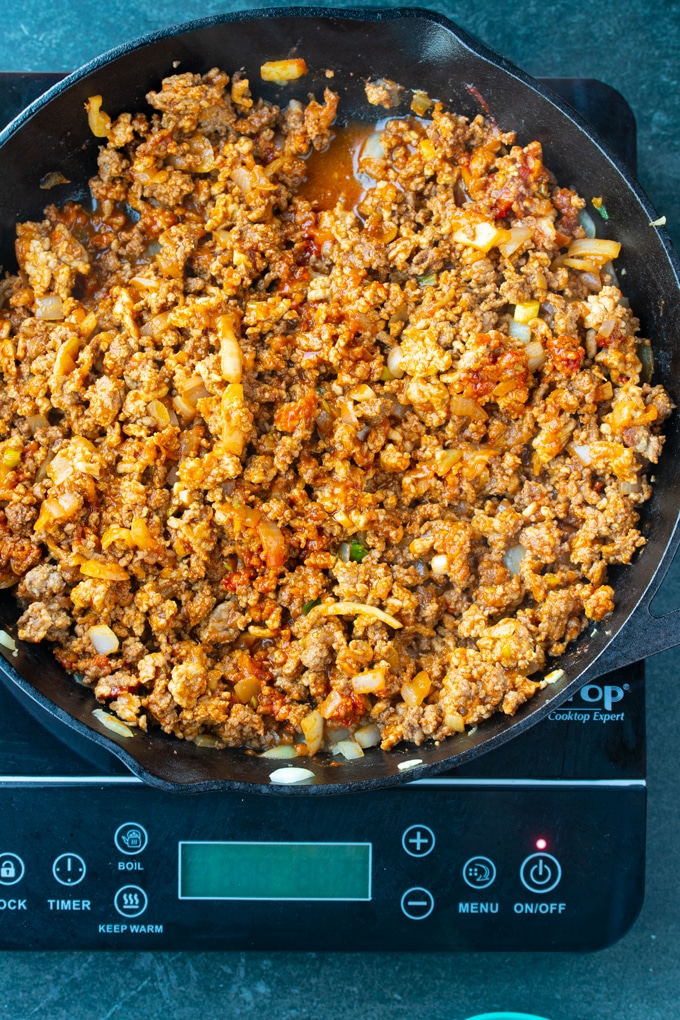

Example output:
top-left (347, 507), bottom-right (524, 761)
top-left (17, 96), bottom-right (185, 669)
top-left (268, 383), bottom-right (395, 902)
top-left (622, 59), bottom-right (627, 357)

top-left (0, 8), bottom-right (678, 794)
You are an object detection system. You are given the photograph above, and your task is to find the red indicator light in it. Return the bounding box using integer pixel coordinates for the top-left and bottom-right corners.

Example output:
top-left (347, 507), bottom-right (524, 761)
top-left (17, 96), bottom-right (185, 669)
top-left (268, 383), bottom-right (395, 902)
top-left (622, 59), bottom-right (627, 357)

top-left (535, 838), bottom-right (547, 850)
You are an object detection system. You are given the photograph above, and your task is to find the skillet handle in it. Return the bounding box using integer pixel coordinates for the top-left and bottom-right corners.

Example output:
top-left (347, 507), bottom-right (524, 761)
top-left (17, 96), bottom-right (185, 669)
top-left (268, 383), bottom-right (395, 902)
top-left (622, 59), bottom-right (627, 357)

top-left (581, 524), bottom-right (680, 679)
top-left (584, 604), bottom-right (680, 679)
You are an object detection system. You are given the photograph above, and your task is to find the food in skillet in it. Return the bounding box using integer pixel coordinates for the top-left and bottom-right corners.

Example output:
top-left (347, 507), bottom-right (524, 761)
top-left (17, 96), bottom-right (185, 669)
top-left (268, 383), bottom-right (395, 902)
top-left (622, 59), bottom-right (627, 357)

top-left (0, 66), bottom-right (671, 757)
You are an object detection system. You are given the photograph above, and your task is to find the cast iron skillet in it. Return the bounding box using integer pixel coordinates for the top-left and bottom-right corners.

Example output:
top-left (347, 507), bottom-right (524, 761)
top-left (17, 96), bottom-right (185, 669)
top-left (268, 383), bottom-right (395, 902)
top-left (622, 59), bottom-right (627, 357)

top-left (0, 8), bottom-right (678, 794)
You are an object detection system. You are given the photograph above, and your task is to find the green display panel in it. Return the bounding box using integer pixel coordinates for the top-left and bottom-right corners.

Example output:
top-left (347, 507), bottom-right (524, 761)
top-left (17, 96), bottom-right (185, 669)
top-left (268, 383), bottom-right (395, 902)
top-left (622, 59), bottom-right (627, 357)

top-left (178, 841), bottom-right (372, 900)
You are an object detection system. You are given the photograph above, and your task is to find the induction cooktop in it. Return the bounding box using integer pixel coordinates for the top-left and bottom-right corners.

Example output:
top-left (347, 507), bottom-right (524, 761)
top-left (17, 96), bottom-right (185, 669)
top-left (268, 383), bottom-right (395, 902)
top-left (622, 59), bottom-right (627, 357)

top-left (0, 74), bottom-right (645, 951)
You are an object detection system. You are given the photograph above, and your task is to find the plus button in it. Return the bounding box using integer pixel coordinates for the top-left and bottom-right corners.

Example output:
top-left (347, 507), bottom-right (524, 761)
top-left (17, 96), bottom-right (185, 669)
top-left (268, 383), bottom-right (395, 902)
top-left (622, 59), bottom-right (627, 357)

top-left (401, 824), bottom-right (435, 858)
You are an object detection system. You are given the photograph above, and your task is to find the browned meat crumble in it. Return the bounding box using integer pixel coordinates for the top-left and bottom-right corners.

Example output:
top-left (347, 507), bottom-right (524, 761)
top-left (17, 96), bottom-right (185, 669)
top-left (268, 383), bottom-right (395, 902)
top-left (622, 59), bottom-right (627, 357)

top-left (0, 66), bottom-right (671, 756)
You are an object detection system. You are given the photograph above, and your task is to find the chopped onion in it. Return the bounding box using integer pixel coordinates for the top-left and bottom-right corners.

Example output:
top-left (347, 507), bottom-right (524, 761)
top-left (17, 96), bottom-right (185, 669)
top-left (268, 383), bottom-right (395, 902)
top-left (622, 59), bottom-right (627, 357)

top-left (354, 723), bottom-right (381, 749)
top-left (544, 669), bottom-right (565, 685)
top-left (333, 739), bottom-right (364, 760)
top-left (386, 347), bottom-right (405, 378)
top-left (326, 725), bottom-right (352, 744)
top-left (230, 167), bottom-right (252, 195)
top-left (130, 275), bottom-right (160, 290)
top-left (193, 734), bottom-right (219, 748)
top-left (36, 295), bottom-right (64, 321)
top-left (260, 59), bottom-right (308, 83)
top-left (269, 766), bottom-right (315, 785)
top-left (524, 340), bottom-right (545, 371)
top-left (338, 541), bottom-right (351, 563)
top-left (87, 624), bottom-right (120, 655)
top-left (81, 560), bottom-right (130, 582)
top-left (598, 317), bottom-right (617, 339)
top-left (509, 320), bottom-right (531, 342)
top-left (218, 315), bottom-right (242, 383)
top-left (147, 399), bottom-right (170, 428)
top-left (101, 525), bottom-right (135, 550)
top-left (234, 675), bottom-right (262, 705)
top-left (361, 131), bottom-right (385, 160)
top-left (33, 490), bottom-right (80, 530)
top-left (318, 602), bottom-right (403, 629)
top-left (570, 443), bottom-right (592, 465)
top-left (92, 709), bottom-right (134, 738)
top-left (85, 95), bottom-right (111, 138)
top-left (401, 671), bottom-right (432, 707)
top-left (637, 340), bottom-right (654, 383)
top-left (317, 689), bottom-right (346, 720)
top-left (131, 516), bottom-right (158, 551)
top-left (601, 260), bottom-right (619, 286)
top-left (338, 397), bottom-right (358, 426)
top-left (300, 710), bottom-right (324, 756)
top-left (40, 171), bottom-right (71, 190)
top-left (430, 554), bottom-right (448, 575)
top-left (0, 630), bottom-right (17, 653)
top-left (53, 335), bottom-right (80, 377)
top-left (410, 90), bottom-right (432, 116)
top-left (434, 449), bottom-right (462, 475)
top-left (514, 300), bottom-right (540, 324)
top-left (443, 712), bottom-right (466, 733)
top-left (351, 668), bottom-right (386, 694)
top-left (563, 237), bottom-right (621, 269)
top-left (397, 758), bottom-right (423, 772)
top-left (498, 226), bottom-right (532, 257)
top-left (259, 745), bottom-right (298, 759)
top-left (26, 415), bottom-right (49, 434)
top-left (503, 545), bottom-right (526, 575)
top-left (257, 517), bottom-right (286, 568)
top-left (578, 210), bottom-right (597, 238)
top-left (172, 395), bottom-right (197, 420)
top-left (180, 375), bottom-right (210, 408)
top-left (348, 384), bottom-right (376, 402)
top-left (449, 395), bottom-right (487, 420)
top-left (452, 221), bottom-right (510, 253)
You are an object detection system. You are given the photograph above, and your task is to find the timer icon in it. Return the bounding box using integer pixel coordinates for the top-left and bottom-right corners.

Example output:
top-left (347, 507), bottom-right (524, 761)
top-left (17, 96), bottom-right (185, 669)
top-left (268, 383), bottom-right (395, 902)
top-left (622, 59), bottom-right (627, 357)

top-left (53, 853), bottom-right (86, 886)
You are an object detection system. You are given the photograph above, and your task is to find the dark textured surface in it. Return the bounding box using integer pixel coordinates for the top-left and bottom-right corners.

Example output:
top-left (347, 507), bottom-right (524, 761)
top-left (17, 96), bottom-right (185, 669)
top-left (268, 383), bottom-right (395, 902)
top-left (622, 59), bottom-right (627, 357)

top-left (0, 3), bottom-right (678, 1017)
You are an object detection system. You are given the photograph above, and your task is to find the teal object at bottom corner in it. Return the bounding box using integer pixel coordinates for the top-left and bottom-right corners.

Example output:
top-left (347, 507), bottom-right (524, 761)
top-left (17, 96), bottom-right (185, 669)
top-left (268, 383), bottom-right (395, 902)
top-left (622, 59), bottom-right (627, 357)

top-left (465, 1014), bottom-right (553, 1020)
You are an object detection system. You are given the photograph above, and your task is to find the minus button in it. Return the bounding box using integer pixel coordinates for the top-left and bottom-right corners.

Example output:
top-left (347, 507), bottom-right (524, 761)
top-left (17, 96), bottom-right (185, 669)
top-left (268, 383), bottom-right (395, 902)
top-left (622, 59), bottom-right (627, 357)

top-left (400, 887), bottom-right (435, 920)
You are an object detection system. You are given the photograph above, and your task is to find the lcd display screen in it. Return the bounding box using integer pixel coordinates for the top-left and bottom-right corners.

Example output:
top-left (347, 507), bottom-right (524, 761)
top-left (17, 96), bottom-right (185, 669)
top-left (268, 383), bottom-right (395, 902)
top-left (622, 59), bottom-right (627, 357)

top-left (178, 841), bottom-right (372, 900)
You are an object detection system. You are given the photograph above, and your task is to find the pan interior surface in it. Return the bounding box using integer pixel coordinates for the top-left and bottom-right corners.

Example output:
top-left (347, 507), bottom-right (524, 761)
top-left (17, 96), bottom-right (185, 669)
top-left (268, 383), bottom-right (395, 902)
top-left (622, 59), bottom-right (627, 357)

top-left (0, 8), bottom-right (677, 793)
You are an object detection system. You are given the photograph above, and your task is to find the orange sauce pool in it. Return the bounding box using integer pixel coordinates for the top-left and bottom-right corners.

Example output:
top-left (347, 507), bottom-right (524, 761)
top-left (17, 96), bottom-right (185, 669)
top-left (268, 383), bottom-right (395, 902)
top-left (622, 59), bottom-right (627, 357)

top-left (297, 123), bottom-right (375, 211)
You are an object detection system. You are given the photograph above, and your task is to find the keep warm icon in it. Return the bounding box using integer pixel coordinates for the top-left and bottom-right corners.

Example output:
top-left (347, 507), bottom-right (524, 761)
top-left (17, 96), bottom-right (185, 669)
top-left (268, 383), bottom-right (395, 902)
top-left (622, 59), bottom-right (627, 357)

top-left (114, 884), bottom-right (148, 918)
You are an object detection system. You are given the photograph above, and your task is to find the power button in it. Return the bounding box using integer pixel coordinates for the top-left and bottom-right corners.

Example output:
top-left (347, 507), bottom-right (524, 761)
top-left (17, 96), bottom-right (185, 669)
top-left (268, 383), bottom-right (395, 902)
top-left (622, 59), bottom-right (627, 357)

top-left (519, 852), bottom-right (562, 894)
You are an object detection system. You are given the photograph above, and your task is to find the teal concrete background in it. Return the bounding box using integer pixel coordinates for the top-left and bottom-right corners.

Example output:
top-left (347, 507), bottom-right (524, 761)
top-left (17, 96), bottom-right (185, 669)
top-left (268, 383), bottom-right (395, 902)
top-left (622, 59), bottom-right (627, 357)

top-left (0, 3), bottom-right (678, 1018)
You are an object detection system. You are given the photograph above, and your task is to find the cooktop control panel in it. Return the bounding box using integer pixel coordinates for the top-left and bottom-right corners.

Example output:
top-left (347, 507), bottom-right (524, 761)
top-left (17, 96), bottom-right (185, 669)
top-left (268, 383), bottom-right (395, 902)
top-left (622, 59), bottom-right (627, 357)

top-left (0, 782), bottom-right (644, 951)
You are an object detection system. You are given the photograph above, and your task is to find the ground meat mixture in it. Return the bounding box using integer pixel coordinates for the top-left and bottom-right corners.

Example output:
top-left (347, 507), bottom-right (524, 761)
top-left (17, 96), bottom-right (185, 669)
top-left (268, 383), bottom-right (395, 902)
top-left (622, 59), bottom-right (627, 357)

top-left (0, 66), bottom-right (671, 757)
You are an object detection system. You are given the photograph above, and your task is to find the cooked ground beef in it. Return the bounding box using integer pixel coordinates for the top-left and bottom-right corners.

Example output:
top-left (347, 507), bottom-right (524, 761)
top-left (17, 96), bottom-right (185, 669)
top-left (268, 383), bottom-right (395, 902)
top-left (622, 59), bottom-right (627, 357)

top-left (0, 66), bottom-right (671, 756)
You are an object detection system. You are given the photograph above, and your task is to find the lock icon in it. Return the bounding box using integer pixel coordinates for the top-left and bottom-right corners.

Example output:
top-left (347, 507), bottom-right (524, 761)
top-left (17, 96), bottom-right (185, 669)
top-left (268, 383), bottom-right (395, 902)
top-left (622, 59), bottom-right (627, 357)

top-left (0, 854), bottom-right (24, 884)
